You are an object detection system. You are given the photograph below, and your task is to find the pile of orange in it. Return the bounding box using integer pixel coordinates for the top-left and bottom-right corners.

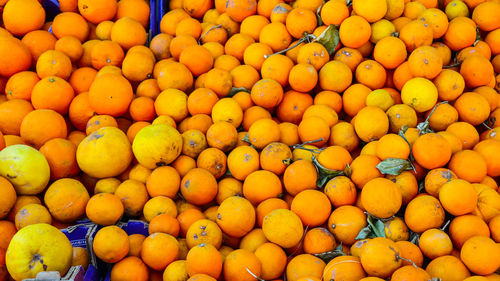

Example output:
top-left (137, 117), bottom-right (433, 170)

top-left (0, 0), bottom-right (500, 280)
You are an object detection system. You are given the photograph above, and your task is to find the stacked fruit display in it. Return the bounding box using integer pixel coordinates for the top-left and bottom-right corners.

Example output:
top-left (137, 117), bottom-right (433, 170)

top-left (0, 0), bottom-right (499, 280)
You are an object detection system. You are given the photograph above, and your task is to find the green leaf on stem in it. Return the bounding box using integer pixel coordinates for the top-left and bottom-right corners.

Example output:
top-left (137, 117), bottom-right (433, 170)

top-left (314, 247), bottom-right (346, 263)
top-left (376, 158), bottom-right (413, 176)
top-left (312, 156), bottom-right (345, 188)
top-left (313, 24), bottom-right (340, 55)
top-left (228, 87), bottom-right (250, 97)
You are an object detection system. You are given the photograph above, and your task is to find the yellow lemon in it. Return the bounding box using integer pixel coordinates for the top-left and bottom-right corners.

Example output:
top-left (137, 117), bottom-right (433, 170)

top-left (401, 77), bottom-right (438, 112)
top-left (0, 144), bottom-right (50, 195)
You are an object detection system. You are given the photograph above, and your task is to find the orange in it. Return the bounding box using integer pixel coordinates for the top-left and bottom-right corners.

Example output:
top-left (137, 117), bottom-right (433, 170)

top-left (254, 242), bottom-right (287, 280)
top-left (78, 0), bottom-right (117, 24)
top-left (359, 237), bottom-right (402, 278)
top-left (446, 121), bottom-right (480, 150)
top-left (323, 256), bottom-right (366, 281)
top-left (286, 254), bottom-right (325, 281)
top-left (85, 193), bottom-right (124, 226)
top-left (361, 178), bottom-right (402, 219)
top-left (399, 20), bottom-right (433, 52)
top-left (243, 170), bottom-right (282, 205)
top-left (180, 168), bottom-right (218, 206)
top-left (460, 55), bottom-right (495, 88)
top-left (186, 244), bottom-right (223, 279)
top-left (419, 228), bottom-right (453, 259)
top-left (5, 71), bottom-right (40, 101)
top-left (262, 209), bottom-right (303, 248)
top-left (88, 73), bottom-right (133, 117)
top-left (426, 255), bottom-right (471, 281)
top-left (0, 36), bottom-right (32, 77)
top-left (31, 76), bottom-right (75, 115)
top-left (327, 206), bottom-right (367, 245)
top-left (474, 139), bottom-right (500, 177)
top-left (250, 78), bottom-right (284, 109)
top-left (0, 177), bottom-right (16, 220)
top-left (227, 146), bottom-right (260, 180)
top-left (259, 22), bottom-right (292, 52)
top-left (110, 256), bottom-right (149, 281)
top-left (444, 17), bottom-right (477, 51)
top-left (223, 249), bottom-right (262, 281)
top-left (141, 233), bottom-right (179, 271)
top-left (355, 60), bottom-right (387, 90)
top-left (319, 60), bottom-right (353, 93)
top-left (408, 46), bottom-right (443, 79)
top-left (449, 214), bottom-right (490, 248)
top-left (36, 50), bottom-right (72, 80)
top-left (424, 168), bottom-right (458, 197)
top-left (92, 225), bottom-right (129, 263)
top-left (2, 0), bottom-right (45, 36)
top-left (0, 99), bottom-right (34, 136)
top-left (395, 240), bottom-right (424, 267)
top-left (298, 116), bottom-right (330, 147)
top-left (69, 67), bottom-right (97, 94)
top-left (285, 8), bottom-right (317, 39)
top-left (354, 106), bottom-right (389, 142)
top-left (412, 133), bottom-right (452, 170)
top-left (276, 90), bottom-right (314, 124)
top-left (291, 189), bottom-right (331, 227)
top-left (20, 109), bottom-right (68, 148)
top-left (283, 159), bottom-right (317, 196)
top-left (373, 36), bottom-right (407, 69)
top-left (405, 195), bottom-right (445, 233)
top-left (339, 16), bottom-right (372, 48)
top-left (259, 142), bottom-right (292, 175)
top-left (321, 0), bottom-right (349, 25)
top-left (461, 236), bottom-right (500, 275)
top-left (216, 196), bottom-right (255, 238)
top-left (448, 150), bottom-right (487, 183)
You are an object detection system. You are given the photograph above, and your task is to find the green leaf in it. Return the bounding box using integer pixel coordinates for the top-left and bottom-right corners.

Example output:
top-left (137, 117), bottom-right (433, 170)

top-left (418, 181), bottom-right (426, 193)
top-left (409, 231), bottom-right (420, 245)
top-left (282, 158), bottom-right (293, 165)
top-left (313, 248), bottom-right (346, 263)
top-left (417, 120), bottom-right (433, 135)
top-left (312, 156), bottom-right (345, 188)
top-left (355, 226), bottom-right (374, 240)
top-left (376, 158), bottom-right (413, 176)
top-left (316, 4), bottom-right (323, 26)
top-left (313, 25), bottom-right (340, 55)
top-left (241, 133), bottom-right (251, 144)
top-left (228, 87), bottom-right (250, 97)
top-left (367, 215), bottom-right (386, 238)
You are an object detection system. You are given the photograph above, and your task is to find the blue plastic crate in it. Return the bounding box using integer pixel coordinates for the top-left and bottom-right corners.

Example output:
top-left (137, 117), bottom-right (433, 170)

top-left (60, 222), bottom-right (101, 281)
top-left (41, 0), bottom-right (168, 43)
top-left (100, 220), bottom-right (149, 281)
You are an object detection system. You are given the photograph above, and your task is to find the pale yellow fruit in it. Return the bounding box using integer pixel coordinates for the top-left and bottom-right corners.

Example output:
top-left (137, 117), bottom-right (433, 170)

top-left (0, 144), bottom-right (50, 195)
top-left (6, 223), bottom-right (73, 280)
top-left (401, 77), bottom-right (438, 112)
top-left (370, 19), bottom-right (396, 43)
top-left (366, 89), bottom-right (395, 111)
top-left (262, 209), bottom-right (304, 248)
top-left (445, 0), bottom-right (469, 20)
top-left (94, 178), bottom-right (121, 194)
top-left (132, 124), bottom-right (183, 169)
top-left (385, 0), bottom-right (405, 20)
top-left (76, 127), bottom-right (133, 178)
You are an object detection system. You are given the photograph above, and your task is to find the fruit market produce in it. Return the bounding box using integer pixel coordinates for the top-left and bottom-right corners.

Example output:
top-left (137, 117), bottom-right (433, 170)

top-left (0, 0), bottom-right (500, 280)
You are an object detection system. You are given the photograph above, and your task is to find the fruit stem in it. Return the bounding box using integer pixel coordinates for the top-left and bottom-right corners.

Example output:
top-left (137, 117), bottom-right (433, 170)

top-left (442, 61), bottom-right (462, 69)
top-left (265, 34), bottom-right (316, 59)
top-left (246, 268), bottom-right (266, 281)
top-left (482, 122), bottom-right (493, 130)
top-left (440, 220), bottom-right (450, 231)
top-left (198, 24), bottom-right (223, 45)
